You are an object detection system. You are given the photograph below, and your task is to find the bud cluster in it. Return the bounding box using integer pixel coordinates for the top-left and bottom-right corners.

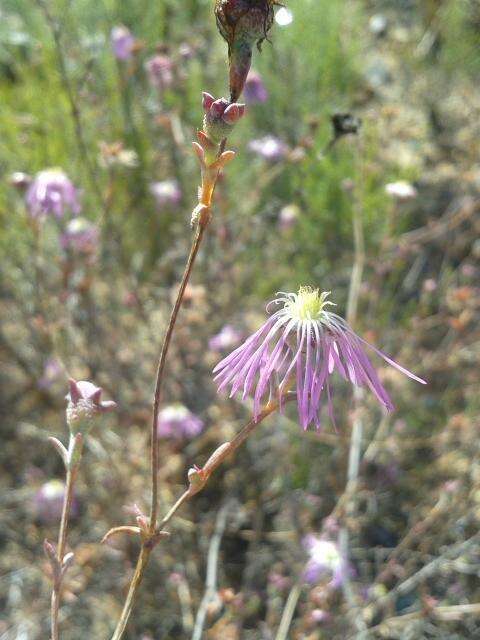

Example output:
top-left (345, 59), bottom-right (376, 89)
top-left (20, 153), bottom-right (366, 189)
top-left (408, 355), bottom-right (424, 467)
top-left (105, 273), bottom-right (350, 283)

top-left (202, 92), bottom-right (245, 145)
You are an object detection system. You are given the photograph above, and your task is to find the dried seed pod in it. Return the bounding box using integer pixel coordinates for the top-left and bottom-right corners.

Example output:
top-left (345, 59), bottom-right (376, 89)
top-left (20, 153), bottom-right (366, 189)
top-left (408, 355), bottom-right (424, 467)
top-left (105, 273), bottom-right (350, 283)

top-left (214, 0), bottom-right (275, 100)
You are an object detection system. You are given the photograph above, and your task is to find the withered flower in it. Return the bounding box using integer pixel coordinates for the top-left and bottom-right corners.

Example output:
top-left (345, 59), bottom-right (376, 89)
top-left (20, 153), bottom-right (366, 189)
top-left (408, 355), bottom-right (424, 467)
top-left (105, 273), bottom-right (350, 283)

top-left (215, 0), bottom-right (276, 100)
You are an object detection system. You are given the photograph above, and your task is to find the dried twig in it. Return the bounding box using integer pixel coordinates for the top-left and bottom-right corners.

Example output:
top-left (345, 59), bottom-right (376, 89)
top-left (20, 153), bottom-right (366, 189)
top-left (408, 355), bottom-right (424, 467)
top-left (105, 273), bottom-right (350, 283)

top-left (191, 501), bottom-right (233, 640)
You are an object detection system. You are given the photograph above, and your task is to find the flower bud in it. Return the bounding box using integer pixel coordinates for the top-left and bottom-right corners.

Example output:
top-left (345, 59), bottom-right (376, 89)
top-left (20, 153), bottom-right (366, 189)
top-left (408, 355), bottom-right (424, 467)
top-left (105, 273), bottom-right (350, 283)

top-left (65, 379), bottom-right (116, 434)
top-left (202, 93), bottom-right (246, 144)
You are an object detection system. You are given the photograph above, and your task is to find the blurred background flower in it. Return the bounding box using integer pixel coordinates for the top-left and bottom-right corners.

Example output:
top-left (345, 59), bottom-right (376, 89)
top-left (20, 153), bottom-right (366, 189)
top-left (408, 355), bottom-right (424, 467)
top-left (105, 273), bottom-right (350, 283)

top-left (25, 169), bottom-right (81, 220)
top-left (157, 404), bottom-right (204, 440)
top-left (111, 25), bottom-right (135, 61)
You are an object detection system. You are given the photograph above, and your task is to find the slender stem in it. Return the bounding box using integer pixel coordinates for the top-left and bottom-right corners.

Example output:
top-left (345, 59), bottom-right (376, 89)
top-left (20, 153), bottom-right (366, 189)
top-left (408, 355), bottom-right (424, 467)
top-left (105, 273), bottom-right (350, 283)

top-left (110, 545), bottom-right (152, 640)
top-left (149, 223), bottom-right (205, 531)
top-left (192, 501), bottom-right (231, 640)
top-left (339, 140), bottom-right (367, 633)
top-left (275, 582), bottom-right (302, 640)
top-left (110, 168), bottom-right (217, 640)
top-left (50, 436), bottom-right (81, 640)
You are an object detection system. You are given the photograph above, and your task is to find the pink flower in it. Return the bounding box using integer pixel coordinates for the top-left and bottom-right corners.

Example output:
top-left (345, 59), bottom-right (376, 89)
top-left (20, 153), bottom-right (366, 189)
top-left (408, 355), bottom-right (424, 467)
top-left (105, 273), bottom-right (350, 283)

top-left (149, 179), bottom-right (182, 208)
top-left (157, 404), bottom-right (204, 440)
top-left (38, 358), bottom-right (64, 390)
top-left (249, 136), bottom-right (288, 162)
top-left (244, 70), bottom-right (268, 104)
top-left (303, 536), bottom-right (348, 588)
top-left (213, 287), bottom-right (426, 430)
top-left (145, 54), bottom-right (174, 89)
top-left (209, 325), bottom-right (243, 352)
top-left (60, 218), bottom-right (99, 255)
top-left (26, 169), bottom-right (81, 220)
top-left (33, 480), bottom-right (79, 524)
top-left (111, 26), bottom-right (135, 61)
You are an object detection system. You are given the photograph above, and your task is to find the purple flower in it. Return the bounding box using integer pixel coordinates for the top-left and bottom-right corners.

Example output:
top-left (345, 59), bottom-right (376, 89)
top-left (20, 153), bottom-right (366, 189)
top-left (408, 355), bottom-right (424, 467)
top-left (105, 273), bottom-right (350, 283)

top-left (157, 404), bottom-right (204, 440)
top-left (145, 54), bottom-right (174, 90)
top-left (60, 218), bottom-right (99, 255)
top-left (248, 136), bottom-right (288, 162)
top-left (244, 70), bottom-right (268, 104)
top-left (149, 179), bottom-right (182, 208)
top-left (111, 26), bottom-right (135, 61)
top-left (213, 287), bottom-right (426, 430)
top-left (303, 536), bottom-right (348, 588)
top-left (26, 169), bottom-right (81, 220)
top-left (33, 480), bottom-right (79, 524)
top-left (38, 357), bottom-right (64, 390)
top-left (209, 325), bottom-right (243, 352)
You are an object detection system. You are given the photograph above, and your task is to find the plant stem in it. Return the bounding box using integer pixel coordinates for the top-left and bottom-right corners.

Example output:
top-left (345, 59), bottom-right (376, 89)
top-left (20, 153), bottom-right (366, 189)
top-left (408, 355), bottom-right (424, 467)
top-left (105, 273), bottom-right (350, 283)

top-left (149, 222), bottom-right (206, 532)
top-left (110, 545), bottom-right (152, 640)
top-left (50, 435), bottom-right (82, 640)
top-left (275, 582), bottom-right (302, 640)
top-left (110, 158), bottom-right (222, 639)
top-left (192, 501), bottom-right (232, 640)
top-left (109, 395), bottom-right (291, 640)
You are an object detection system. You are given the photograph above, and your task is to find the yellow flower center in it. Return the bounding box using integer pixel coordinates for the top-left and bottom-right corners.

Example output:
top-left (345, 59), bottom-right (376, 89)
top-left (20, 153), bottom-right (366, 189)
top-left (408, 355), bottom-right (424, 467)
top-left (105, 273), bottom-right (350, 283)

top-left (287, 287), bottom-right (335, 321)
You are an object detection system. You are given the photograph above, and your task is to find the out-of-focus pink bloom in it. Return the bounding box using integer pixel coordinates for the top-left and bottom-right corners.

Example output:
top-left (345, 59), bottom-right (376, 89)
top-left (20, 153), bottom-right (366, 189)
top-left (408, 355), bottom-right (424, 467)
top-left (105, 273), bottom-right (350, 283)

top-left (145, 54), bottom-right (174, 89)
top-left (309, 609), bottom-right (331, 625)
top-left (33, 480), bottom-right (79, 524)
top-left (38, 358), bottom-right (64, 390)
top-left (248, 135), bottom-right (288, 162)
top-left (111, 26), bottom-right (135, 61)
top-left (461, 263), bottom-right (476, 278)
top-left (422, 278), bottom-right (437, 293)
top-left (157, 404), bottom-right (204, 440)
top-left (303, 536), bottom-right (348, 588)
top-left (26, 169), bottom-right (81, 220)
top-left (168, 572), bottom-right (185, 586)
top-left (149, 179), bottom-right (182, 208)
top-left (278, 204), bottom-right (300, 231)
top-left (385, 181), bottom-right (418, 201)
top-left (60, 218), bottom-right (99, 255)
top-left (268, 572), bottom-right (291, 592)
top-left (178, 43), bottom-right (194, 60)
top-left (209, 325), bottom-right (243, 352)
top-left (244, 70), bottom-right (268, 104)
top-left (213, 287), bottom-right (426, 430)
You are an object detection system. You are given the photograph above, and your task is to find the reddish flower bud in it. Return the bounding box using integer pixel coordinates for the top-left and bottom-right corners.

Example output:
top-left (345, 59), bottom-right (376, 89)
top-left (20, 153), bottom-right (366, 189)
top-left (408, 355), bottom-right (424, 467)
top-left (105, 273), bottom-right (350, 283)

top-left (202, 93), bottom-right (246, 144)
top-left (202, 91), bottom-right (215, 111)
top-left (222, 102), bottom-right (246, 124)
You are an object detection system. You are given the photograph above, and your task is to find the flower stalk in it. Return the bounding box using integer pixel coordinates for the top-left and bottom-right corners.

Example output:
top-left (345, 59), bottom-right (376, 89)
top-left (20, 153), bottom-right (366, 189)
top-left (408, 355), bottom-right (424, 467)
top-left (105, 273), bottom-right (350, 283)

top-left (108, 393), bottom-right (293, 640)
top-left (47, 432), bottom-right (83, 640)
top-left (108, 93), bottom-right (241, 639)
